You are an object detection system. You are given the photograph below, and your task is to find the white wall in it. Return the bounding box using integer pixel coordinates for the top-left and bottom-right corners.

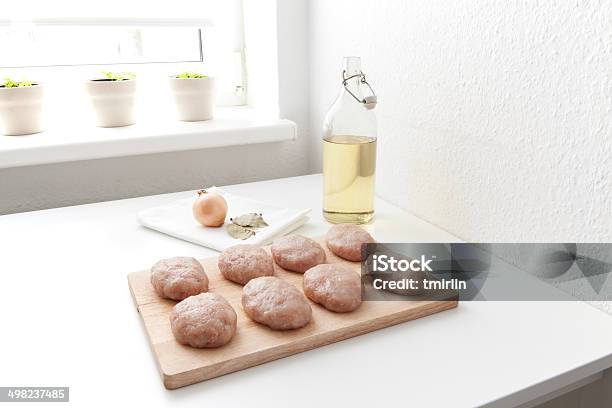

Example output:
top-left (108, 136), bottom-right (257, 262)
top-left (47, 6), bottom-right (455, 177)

top-left (308, 0), bottom-right (612, 242)
top-left (0, 141), bottom-right (307, 214)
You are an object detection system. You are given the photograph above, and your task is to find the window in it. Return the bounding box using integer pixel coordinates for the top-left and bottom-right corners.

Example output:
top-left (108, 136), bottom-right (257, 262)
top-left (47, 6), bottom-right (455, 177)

top-left (0, 24), bottom-right (205, 67)
top-left (0, 0), bottom-right (246, 127)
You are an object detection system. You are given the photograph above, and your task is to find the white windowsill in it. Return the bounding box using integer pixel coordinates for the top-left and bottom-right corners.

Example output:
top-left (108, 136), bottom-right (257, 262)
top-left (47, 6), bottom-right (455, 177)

top-left (0, 107), bottom-right (296, 169)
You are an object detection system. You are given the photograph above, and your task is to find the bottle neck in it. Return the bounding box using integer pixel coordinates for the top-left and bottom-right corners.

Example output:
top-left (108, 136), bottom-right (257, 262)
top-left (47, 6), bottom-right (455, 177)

top-left (342, 56), bottom-right (363, 98)
top-left (343, 76), bottom-right (361, 95)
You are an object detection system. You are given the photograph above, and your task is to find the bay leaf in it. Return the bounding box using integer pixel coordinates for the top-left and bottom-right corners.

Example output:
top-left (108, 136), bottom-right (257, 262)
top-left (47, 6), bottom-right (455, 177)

top-left (227, 223), bottom-right (256, 240)
top-left (231, 213), bottom-right (269, 228)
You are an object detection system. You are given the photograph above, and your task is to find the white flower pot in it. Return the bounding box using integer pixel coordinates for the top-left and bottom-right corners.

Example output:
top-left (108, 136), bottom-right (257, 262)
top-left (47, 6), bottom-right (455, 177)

top-left (86, 79), bottom-right (136, 127)
top-left (169, 77), bottom-right (215, 122)
top-left (0, 84), bottom-right (44, 136)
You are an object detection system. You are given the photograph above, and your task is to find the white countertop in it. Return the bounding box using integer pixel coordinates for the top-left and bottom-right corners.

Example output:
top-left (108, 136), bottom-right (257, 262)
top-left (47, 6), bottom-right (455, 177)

top-left (1, 174), bottom-right (612, 408)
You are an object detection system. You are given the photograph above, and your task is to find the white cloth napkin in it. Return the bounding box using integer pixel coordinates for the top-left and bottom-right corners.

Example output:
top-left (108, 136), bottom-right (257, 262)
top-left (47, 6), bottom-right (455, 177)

top-left (137, 187), bottom-right (311, 251)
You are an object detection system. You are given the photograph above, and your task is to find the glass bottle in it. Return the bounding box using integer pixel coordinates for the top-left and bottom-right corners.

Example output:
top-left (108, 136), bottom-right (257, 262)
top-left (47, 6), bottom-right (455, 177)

top-left (323, 56), bottom-right (378, 224)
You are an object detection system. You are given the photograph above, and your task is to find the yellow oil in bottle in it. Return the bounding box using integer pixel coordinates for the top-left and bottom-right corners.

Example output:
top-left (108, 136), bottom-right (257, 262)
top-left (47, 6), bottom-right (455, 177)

top-left (323, 135), bottom-right (376, 224)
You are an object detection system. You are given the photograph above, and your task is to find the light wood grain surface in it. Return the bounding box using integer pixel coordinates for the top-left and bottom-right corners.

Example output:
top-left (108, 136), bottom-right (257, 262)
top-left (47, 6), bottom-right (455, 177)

top-left (128, 236), bottom-right (458, 389)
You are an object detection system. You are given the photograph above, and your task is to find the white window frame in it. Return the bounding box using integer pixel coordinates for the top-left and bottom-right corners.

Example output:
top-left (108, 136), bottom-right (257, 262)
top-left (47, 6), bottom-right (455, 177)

top-left (0, 15), bottom-right (247, 108)
top-left (0, 0), bottom-right (304, 170)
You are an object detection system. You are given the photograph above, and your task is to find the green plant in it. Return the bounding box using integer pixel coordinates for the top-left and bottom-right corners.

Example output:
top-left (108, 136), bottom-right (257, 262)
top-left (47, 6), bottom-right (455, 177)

top-left (101, 71), bottom-right (136, 81)
top-left (2, 77), bottom-right (33, 88)
top-left (176, 71), bottom-right (206, 79)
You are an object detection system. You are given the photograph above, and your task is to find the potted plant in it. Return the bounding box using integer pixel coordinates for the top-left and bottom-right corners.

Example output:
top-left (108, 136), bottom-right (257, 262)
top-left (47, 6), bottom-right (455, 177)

top-left (86, 71), bottom-right (136, 127)
top-left (169, 71), bottom-right (215, 121)
top-left (0, 77), bottom-right (44, 136)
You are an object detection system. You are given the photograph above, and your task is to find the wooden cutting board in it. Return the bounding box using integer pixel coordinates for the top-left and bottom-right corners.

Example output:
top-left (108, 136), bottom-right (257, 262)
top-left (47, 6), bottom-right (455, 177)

top-left (128, 236), bottom-right (458, 389)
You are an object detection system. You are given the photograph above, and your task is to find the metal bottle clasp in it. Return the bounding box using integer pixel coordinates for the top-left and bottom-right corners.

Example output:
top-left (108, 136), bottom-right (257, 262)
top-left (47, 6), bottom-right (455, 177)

top-left (342, 70), bottom-right (378, 110)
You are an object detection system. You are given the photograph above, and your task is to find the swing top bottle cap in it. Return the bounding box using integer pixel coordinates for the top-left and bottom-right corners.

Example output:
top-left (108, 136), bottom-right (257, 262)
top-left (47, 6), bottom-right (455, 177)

top-left (364, 95), bottom-right (377, 110)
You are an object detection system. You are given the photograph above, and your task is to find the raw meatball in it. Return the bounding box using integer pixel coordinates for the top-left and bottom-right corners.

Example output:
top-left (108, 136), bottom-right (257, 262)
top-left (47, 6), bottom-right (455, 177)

top-left (303, 264), bottom-right (362, 312)
top-left (170, 293), bottom-right (237, 348)
top-left (271, 235), bottom-right (326, 273)
top-left (150, 257), bottom-right (209, 301)
top-left (242, 277), bottom-right (312, 330)
top-left (218, 244), bottom-right (274, 285)
top-left (326, 224), bottom-right (375, 262)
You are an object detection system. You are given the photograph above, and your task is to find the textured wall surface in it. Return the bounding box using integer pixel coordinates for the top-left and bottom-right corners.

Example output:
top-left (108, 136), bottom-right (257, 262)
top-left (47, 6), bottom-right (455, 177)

top-left (0, 141), bottom-right (307, 214)
top-left (308, 0), bottom-right (612, 242)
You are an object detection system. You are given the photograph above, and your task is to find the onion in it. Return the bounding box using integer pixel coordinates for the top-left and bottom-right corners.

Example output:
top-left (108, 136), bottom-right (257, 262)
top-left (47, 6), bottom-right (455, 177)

top-left (192, 189), bottom-right (228, 227)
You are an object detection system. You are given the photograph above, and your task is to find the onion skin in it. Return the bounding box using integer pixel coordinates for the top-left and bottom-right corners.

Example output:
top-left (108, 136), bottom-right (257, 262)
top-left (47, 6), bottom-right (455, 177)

top-left (193, 190), bottom-right (228, 227)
